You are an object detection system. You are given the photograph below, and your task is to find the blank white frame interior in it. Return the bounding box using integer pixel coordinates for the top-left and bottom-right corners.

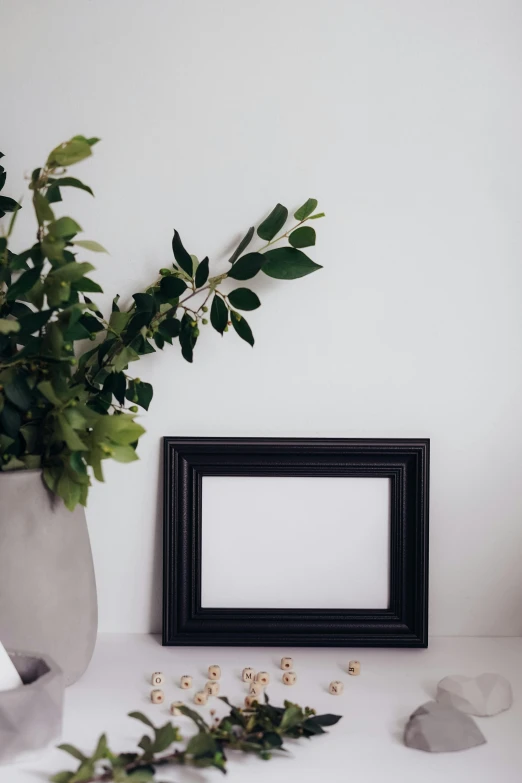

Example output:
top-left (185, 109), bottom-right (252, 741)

top-left (201, 476), bottom-right (390, 609)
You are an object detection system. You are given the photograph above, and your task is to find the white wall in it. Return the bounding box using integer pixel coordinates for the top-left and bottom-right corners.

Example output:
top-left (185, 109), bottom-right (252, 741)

top-left (3, 0), bottom-right (522, 636)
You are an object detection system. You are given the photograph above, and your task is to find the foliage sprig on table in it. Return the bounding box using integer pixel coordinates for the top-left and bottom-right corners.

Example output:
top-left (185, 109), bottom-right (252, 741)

top-left (51, 695), bottom-right (341, 782)
top-left (0, 137), bottom-right (324, 509)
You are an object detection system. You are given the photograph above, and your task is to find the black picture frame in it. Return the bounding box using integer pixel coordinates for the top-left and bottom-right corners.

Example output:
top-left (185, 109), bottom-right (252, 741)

top-left (163, 437), bottom-right (429, 648)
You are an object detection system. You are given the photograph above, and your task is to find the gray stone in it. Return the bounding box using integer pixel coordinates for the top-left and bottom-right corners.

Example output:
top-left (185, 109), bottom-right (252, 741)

top-left (0, 651), bottom-right (64, 764)
top-left (436, 673), bottom-right (513, 717)
top-left (0, 470), bottom-right (97, 685)
top-left (404, 700), bottom-right (486, 753)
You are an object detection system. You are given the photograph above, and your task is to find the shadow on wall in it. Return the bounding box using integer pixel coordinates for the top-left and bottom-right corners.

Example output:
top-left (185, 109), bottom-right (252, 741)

top-left (148, 458), bottom-right (164, 634)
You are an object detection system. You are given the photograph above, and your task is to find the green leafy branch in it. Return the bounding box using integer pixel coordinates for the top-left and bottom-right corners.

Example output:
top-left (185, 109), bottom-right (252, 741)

top-left (0, 136), bottom-right (324, 509)
top-left (51, 695), bottom-right (341, 782)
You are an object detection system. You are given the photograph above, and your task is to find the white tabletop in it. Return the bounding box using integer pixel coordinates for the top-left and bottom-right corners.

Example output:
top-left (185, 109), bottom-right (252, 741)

top-left (8, 634), bottom-right (522, 782)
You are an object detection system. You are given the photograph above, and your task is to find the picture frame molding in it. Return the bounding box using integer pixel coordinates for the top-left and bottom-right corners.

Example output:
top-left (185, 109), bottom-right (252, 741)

top-left (163, 437), bottom-right (429, 648)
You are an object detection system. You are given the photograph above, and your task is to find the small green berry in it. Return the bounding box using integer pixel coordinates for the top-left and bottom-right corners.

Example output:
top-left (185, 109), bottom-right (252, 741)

top-left (202, 305), bottom-right (208, 313)
top-left (89, 333), bottom-right (96, 341)
top-left (135, 378), bottom-right (141, 383)
top-left (193, 328), bottom-right (200, 337)
top-left (130, 405), bottom-right (138, 413)
top-left (64, 343), bottom-right (72, 351)
top-left (202, 318), bottom-right (208, 325)
top-left (159, 268), bottom-right (171, 276)
top-left (133, 395), bottom-right (139, 403)
top-left (190, 321), bottom-right (197, 327)
top-left (60, 281), bottom-right (67, 287)
top-left (69, 357), bottom-right (77, 365)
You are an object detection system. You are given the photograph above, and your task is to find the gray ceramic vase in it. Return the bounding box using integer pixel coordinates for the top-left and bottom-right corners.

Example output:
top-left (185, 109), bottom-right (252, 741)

top-left (0, 651), bottom-right (64, 764)
top-left (0, 470), bottom-right (97, 685)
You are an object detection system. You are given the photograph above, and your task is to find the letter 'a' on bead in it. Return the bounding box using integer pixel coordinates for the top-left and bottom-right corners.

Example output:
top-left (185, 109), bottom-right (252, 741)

top-left (249, 682), bottom-right (263, 697)
top-left (151, 689), bottom-right (164, 704)
top-left (348, 660), bottom-right (361, 676)
top-left (281, 657), bottom-right (293, 670)
top-left (282, 671), bottom-right (296, 685)
top-left (329, 680), bottom-right (343, 695)
top-left (180, 675), bottom-right (193, 689)
top-left (242, 667), bottom-right (255, 682)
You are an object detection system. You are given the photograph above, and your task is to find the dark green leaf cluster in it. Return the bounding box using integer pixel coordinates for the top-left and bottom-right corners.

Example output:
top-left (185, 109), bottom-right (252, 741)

top-left (50, 695), bottom-right (341, 781)
top-left (0, 137), bottom-right (324, 509)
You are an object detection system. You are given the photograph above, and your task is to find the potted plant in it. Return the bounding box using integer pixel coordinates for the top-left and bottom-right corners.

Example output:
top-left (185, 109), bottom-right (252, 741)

top-left (0, 137), bottom-right (324, 683)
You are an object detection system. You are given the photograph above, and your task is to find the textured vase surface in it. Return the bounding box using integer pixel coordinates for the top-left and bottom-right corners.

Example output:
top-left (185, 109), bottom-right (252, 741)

top-left (0, 470), bottom-right (97, 685)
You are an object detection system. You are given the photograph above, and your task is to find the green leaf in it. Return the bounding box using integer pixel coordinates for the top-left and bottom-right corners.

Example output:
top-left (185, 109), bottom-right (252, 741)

top-left (72, 135), bottom-right (100, 147)
top-left (73, 240), bottom-right (107, 253)
top-left (280, 704), bottom-right (304, 732)
top-left (179, 315), bottom-right (198, 363)
top-left (172, 230), bottom-right (193, 277)
top-left (309, 212), bottom-right (325, 219)
top-left (160, 275), bottom-right (187, 299)
top-left (53, 262), bottom-right (95, 283)
top-left (257, 203), bottom-right (288, 241)
top-left (132, 293), bottom-right (154, 312)
top-left (18, 309), bottom-right (52, 334)
top-left (294, 198), bottom-right (318, 221)
top-left (50, 772), bottom-right (74, 783)
top-left (113, 345), bottom-right (140, 373)
top-left (6, 267), bottom-right (41, 302)
top-left (46, 185), bottom-right (62, 204)
top-left (125, 380), bottom-right (153, 411)
top-left (262, 248), bottom-right (322, 279)
top-left (37, 380), bottom-right (63, 406)
top-left (0, 196), bottom-right (21, 218)
top-left (47, 138), bottom-right (92, 167)
top-left (111, 444), bottom-right (139, 463)
top-left (313, 713), bottom-right (342, 727)
top-left (4, 375), bottom-right (32, 411)
top-left (128, 771), bottom-right (154, 782)
top-left (157, 318), bottom-right (181, 342)
top-left (288, 226), bottom-right (316, 248)
top-left (57, 743), bottom-right (87, 763)
top-left (49, 216), bottom-right (82, 238)
top-left (72, 277), bottom-right (103, 293)
top-left (151, 722), bottom-right (177, 753)
top-left (48, 177), bottom-right (94, 196)
top-left (194, 256), bottom-right (209, 288)
top-left (210, 294), bottom-right (228, 335)
top-left (128, 711), bottom-right (155, 728)
top-left (230, 310), bottom-right (254, 346)
top-left (56, 414), bottom-right (88, 451)
top-left (227, 288), bottom-right (260, 311)
top-left (0, 318), bottom-right (20, 335)
top-left (109, 311), bottom-right (131, 335)
top-left (227, 252), bottom-right (264, 281)
top-left (228, 226), bottom-right (255, 265)
top-left (33, 191), bottom-right (54, 224)
top-left (186, 732), bottom-right (218, 758)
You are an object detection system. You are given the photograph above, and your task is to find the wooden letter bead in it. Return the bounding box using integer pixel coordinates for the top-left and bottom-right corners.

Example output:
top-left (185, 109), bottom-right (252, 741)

top-left (329, 680), bottom-right (344, 695)
top-left (249, 682), bottom-right (263, 697)
top-left (245, 694), bottom-right (259, 708)
top-left (242, 667), bottom-right (255, 682)
top-left (281, 657), bottom-right (293, 670)
top-left (282, 671), bottom-right (296, 685)
top-left (348, 660), bottom-right (361, 676)
top-left (194, 691), bottom-right (208, 705)
top-left (256, 671), bottom-right (270, 686)
top-left (205, 680), bottom-right (220, 696)
top-left (170, 701), bottom-right (183, 716)
top-left (180, 675), bottom-right (193, 689)
top-left (151, 689), bottom-right (164, 704)
top-left (208, 665), bottom-right (221, 680)
top-left (151, 672), bottom-right (165, 686)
